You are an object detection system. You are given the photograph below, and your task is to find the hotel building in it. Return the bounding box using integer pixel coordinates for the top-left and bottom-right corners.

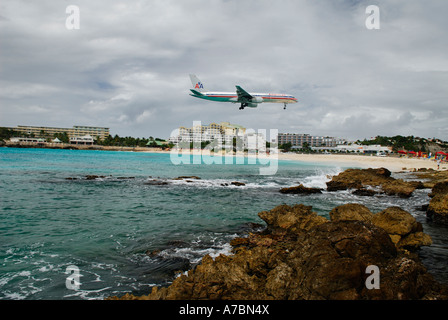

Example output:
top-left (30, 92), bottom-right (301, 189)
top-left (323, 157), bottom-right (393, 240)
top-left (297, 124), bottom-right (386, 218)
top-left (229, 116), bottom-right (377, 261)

top-left (8, 125), bottom-right (110, 141)
top-left (171, 122), bottom-right (247, 144)
top-left (277, 133), bottom-right (338, 148)
top-left (170, 121), bottom-right (268, 149)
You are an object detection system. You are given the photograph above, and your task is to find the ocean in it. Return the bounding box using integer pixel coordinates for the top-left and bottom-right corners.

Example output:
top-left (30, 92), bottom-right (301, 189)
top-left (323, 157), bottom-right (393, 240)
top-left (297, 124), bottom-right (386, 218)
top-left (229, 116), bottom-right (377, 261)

top-left (0, 147), bottom-right (446, 300)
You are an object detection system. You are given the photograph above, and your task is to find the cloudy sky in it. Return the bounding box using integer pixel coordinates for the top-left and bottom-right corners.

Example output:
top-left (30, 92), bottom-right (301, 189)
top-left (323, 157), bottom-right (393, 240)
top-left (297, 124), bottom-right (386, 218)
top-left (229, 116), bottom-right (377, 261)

top-left (1, 0), bottom-right (447, 141)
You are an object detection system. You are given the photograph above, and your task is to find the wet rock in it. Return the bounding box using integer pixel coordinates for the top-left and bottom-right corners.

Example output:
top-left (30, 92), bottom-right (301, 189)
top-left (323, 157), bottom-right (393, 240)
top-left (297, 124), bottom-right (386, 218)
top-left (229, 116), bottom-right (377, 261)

top-left (231, 181), bottom-right (246, 186)
top-left (410, 169), bottom-right (448, 188)
top-left (144, 179), bottom-right (169, 186)
top-left (110, 215), bottom-right (447, 300)
top-left (371, 207), bottom-right (419, 237)
top-left (326, 168), bottom-right (419, 198)
top-left (279, 184), bottom-right (323, 195)
top-left (257, 204), bottom-right (328, 235)
top-left (429, 181), bottom-right (448, 198)
top-left (108, 200), bottom-right (445, 301)
top-left (427, 192), bottom-right (448, 225)
top-left (329, 203), bottom-right (374, 222)
top-left (85, 175), bottom-right (105, 180)
top-left (352, 188), bottom-right (378, 196)
top-left (173, 176), bottom-right (201, 180)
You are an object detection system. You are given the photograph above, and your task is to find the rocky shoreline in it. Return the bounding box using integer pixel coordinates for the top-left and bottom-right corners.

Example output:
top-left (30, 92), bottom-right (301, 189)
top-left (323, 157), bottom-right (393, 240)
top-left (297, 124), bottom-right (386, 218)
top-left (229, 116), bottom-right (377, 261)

top-left (108, 168), bottom-right (448, 300)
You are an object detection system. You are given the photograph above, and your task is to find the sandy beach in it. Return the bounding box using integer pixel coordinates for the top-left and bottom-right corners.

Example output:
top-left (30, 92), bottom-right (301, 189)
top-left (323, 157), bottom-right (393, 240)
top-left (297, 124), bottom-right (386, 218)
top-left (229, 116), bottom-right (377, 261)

top-left (4, 141), bottom-right (445, 173)
top-left (276, 153), bottom-right (444, 172)
top-left (150, 148), bottom-right (445, 172)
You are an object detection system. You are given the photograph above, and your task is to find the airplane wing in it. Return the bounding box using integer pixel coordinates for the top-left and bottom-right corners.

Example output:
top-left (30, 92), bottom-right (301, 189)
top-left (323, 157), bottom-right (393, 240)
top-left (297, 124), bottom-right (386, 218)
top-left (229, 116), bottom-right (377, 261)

top-left (236, 86), bottom-right (253, 102)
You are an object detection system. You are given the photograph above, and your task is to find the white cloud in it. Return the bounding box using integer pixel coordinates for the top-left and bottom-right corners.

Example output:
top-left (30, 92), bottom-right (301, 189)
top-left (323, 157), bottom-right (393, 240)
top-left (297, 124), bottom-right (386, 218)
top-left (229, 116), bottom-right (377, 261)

top-left (0, 0), bottom-right (447, 140)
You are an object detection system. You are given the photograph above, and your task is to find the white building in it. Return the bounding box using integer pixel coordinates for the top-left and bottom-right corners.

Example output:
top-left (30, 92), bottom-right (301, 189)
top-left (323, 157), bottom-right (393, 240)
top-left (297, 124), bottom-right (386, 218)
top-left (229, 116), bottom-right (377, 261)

top-left (169, 122), bottom-right (267, 150)
top-left (70, 135), bottom-right (94, 145)
top-left (9, 137), bottom-right (46, 143)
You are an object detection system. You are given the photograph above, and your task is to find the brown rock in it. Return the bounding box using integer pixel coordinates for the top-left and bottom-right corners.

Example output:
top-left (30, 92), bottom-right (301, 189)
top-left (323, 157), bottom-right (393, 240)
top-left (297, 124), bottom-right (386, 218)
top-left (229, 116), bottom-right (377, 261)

top-left (352, 188), bottom-right (377, 196)
top-left (427, 192), bottom-right (448, 225)
top-left (326, 168), bottom-right (419, 198)
top-left (108, 203), bottom-right (447, 301)
top-left (258, 204), bottom-right (328, 235)
top-left (329, 203), bottom-right (374, 222)
top-left (381, 179), bottom-right (416, 198)
top-left (371, 207), bottom-right (419, 237)
top-left (397, 232), bottom-right (433, 250)
top-left (429, 181), bottom-right (448, 198)
top-left (329, 204), bottom-right (432, 251)
top-left (279, 184), bottom-right (323, 195)
top-left (172, 176), bottom-right (201, 180)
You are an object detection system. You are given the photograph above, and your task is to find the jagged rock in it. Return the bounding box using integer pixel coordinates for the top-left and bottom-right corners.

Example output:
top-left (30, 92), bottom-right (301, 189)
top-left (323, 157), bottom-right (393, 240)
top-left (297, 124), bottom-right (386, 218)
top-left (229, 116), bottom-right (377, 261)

top-left (410, 170), bottom-right (448, 188)
top-left (85, 175), bottom-right (105, 180)
top-left (109, 217), bottom-right (447, 300)
top-left (172, 176), bottom-right (201, 180)
top-left (381, 180), bottom-right (417, 198)
top-left (371, 207), bottom-right (420, 237)
top-left (329, 203), bottom-right (374, 222)
top-left (144, 179), bottom-right (169, 185)
top-left (257, 204), bottom-right (328, 235)
top-left (329, 204), bottom-right (432, 251)
top-left (279, 184), bottom-right (323, 194)
top-left (352, 188), bottom-right (378, 196)
top-left (397, 232), bottom-right (433, 250)
top-left (427, 192), bottom-right (448, 225)
top-left (326, 168), bottom-right (419, 198)
top-left (429, 181), bottom-right (448, 198)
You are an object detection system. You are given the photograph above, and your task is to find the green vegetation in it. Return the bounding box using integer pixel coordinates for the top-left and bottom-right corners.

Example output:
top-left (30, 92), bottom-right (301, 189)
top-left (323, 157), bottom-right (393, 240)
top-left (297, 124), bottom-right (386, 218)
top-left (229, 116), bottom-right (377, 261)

top-left (98, 135), bottom-right (171, 148)
top-left (357, 135), bottom-right (448, 152)
top-left (53, 132), bottom-right (70, 143)
top-left (0, 127), bottom-right (18, 140)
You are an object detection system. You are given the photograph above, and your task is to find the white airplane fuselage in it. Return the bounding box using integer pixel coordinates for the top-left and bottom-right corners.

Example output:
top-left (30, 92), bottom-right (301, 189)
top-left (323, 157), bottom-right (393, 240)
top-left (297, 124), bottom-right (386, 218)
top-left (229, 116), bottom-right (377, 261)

top-left (189, 75), bottom-right (298, 109)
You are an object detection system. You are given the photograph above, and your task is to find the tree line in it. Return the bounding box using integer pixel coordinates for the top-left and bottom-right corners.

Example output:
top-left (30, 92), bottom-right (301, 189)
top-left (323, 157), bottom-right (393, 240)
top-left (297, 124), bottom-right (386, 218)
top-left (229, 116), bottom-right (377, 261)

top-left (357, 135), bottom-right (448, 152)
top-left (0, 127), bottom-right (169, 148)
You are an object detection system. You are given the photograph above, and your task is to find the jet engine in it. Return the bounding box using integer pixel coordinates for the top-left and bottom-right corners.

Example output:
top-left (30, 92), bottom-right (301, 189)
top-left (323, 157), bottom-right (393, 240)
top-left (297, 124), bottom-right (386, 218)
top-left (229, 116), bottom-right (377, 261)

top-left (251, 97), bottom-right (264, 104)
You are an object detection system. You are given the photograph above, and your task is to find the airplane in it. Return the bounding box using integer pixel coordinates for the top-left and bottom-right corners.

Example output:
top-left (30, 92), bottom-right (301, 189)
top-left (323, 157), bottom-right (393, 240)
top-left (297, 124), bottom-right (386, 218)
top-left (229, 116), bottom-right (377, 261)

top-left (189, 74), bottom-right (298, 110)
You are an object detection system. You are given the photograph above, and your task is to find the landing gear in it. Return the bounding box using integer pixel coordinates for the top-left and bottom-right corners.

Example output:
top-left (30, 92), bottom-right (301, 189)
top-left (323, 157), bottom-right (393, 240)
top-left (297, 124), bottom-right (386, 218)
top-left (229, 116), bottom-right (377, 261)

top-left (239, 103), bottom-right (248, 110)
top-left (284, 103), bottom-right (287, 110)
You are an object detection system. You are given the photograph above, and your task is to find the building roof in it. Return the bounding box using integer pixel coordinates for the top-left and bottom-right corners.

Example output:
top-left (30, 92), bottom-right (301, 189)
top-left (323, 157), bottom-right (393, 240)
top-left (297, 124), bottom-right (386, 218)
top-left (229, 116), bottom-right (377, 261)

top-left (147, 140), bottom-right (164, 146)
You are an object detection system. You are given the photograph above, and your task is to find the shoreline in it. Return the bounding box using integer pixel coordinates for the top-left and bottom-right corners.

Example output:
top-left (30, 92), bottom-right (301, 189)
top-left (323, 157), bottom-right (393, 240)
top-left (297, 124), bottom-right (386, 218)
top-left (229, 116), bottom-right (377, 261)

top-left (276, 153), bottom-right (444, 172)
top-left (2, 143), bottom-right (445, 173)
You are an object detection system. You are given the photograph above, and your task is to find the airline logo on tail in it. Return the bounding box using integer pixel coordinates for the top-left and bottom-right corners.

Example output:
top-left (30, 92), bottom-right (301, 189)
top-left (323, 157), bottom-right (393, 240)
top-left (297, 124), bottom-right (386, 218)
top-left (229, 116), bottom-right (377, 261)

top-left (195, 82), bottom-right (204, 90)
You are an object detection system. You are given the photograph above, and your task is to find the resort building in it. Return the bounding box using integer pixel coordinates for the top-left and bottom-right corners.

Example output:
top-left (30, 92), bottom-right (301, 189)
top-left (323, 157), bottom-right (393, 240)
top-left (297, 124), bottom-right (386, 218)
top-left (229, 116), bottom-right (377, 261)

top-left (277, 133), bottom-right (339, 148)
top-left (170, 122), bottom-right (246, 144)
top-left (9, 137), bottom-right (46, 144)
top-left (169, 121), bottom-right (266, 149)
top-left (69, 135), bottom-right (94, 145)
top-left (8, 125), bottom-right (110, 141)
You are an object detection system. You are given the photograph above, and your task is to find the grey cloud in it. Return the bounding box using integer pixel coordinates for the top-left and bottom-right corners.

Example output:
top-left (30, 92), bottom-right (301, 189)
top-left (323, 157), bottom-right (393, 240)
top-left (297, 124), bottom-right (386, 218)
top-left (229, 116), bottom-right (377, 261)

top-left (0, 0), bottom-right (447, 140)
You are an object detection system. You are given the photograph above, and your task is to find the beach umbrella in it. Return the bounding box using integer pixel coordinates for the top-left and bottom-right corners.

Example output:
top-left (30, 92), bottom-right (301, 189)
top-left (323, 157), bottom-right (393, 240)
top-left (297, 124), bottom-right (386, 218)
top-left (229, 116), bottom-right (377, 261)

top-left (398, 150), bottom-right (406, 154)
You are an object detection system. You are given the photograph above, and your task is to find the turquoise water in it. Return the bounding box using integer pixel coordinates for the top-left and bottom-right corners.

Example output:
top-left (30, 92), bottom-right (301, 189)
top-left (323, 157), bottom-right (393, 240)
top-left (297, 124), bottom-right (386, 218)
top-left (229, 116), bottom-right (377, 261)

top-left (0, 147), bottom-right (446, 299)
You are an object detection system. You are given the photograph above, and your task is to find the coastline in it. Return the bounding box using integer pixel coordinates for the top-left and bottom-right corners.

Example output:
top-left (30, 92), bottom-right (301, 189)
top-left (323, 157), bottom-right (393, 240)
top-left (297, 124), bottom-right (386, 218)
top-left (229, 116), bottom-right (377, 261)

top-left (2, 142), bottom-right (444, 173)
top-left (276, 153), bottom-right (443, 172)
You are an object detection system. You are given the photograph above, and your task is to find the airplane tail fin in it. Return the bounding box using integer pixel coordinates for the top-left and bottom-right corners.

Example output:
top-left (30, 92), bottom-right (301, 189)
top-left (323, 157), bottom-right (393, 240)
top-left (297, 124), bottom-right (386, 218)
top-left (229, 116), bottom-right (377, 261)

top-left (189, 74), bottom-right (205, 92)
